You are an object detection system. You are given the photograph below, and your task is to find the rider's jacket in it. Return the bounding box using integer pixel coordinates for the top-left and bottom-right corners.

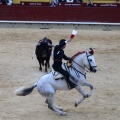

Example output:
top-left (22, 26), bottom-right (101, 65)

top-left (53, 40), bottom-right (70, 66)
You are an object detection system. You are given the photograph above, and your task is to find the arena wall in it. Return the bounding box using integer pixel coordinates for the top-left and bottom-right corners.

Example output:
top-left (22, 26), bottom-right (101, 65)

top-left (0, 6), bottom-right (120, 23)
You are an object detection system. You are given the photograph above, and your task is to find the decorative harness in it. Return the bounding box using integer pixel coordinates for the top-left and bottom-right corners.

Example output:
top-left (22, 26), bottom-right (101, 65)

top-left (65, 51), bottom-right (87, 79)
top-left (65, 50), bottom-right (97, 79)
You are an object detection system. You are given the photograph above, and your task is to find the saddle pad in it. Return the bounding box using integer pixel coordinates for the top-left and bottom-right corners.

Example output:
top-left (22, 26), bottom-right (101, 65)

top-left (52, 69), bottom-right (64, 80)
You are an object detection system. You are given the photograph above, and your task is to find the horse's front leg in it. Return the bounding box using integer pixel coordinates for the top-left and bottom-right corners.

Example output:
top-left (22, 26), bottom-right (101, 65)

top-left (75, 85), bottom-right (89, 107)
top-left (83, 81), bottom-right (93, 97)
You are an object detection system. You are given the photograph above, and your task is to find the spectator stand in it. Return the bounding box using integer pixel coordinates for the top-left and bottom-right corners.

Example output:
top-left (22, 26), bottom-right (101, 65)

top-left (0, 0), bottom-right (12, 5)
top-left (58, 0), bottom-right (86, 7)
top-left (0, 0), bottom-right (119, 6)
top-left (20, 0), bottom-right (50, 6)
top-left (20, 0), bottom-right (87, 6)
top-left (0, 0), bottom-right (8, 5)
top-left (0, 0), bottom-right (87, 6)
top-left (93, 0), bottom-right (120, 7)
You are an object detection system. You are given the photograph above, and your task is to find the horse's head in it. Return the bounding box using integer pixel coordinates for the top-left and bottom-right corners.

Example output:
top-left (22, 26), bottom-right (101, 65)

top-left (84, 48), bottom-right (97, 73)
top-left (71, 48), bottom-right (97, 73)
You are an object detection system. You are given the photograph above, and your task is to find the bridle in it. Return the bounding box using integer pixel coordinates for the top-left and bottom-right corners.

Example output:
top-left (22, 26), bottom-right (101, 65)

top-left (86, 52), bottom-right (97, 72)
top-left (68, 50), bottom-right (97, 77)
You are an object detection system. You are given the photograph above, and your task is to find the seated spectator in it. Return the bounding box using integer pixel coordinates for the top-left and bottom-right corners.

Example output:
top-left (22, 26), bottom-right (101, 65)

top-left (87, 0), bottom-right (93, 7)
top-left (116, 0), bottom-right (119, 3)
top-left (50, 0), bottom-right (58, 7)
top-left (76, 0), bottom-right (83, 3)
top-left (6, 0), bottom-right (12, 5)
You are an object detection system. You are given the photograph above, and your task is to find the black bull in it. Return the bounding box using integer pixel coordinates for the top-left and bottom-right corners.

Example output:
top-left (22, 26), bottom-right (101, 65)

top-left (35, 38), bottom-right (53, 72)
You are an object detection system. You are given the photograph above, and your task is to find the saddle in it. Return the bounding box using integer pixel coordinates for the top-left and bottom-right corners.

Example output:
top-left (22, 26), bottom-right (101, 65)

top-left (52, 69), bottom-right (64, 80)
top-left (52, 63), bottom-right (77, 89)
top-left (52, 63), bottom-right (65, 80)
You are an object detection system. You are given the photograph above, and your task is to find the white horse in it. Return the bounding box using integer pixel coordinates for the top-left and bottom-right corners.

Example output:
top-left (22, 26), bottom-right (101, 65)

top-left (15, 48), bottom-right (97, 116)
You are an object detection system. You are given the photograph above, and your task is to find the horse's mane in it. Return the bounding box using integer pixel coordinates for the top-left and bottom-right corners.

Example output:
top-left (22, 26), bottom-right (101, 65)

top-left (71, 51), bottom-right (85, 60)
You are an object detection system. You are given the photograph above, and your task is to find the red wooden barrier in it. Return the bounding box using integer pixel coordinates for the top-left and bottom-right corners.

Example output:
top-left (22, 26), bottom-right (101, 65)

top-left (0, 5), bottom-right (120, 23)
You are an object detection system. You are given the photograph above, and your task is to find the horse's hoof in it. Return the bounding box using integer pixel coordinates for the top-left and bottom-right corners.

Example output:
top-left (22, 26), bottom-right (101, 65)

top-left (60, 112), bottom-right (67, 116)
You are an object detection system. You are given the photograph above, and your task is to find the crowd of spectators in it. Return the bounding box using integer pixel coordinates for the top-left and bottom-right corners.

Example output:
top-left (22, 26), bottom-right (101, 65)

top-left (1, 0), bottom-right (119, 6)
top-left (50, 0), bottom-right (58, 7)
top-left (87, 0), bottom-right (93, 7)
top-left (1, 0), bottom-right (12, 5)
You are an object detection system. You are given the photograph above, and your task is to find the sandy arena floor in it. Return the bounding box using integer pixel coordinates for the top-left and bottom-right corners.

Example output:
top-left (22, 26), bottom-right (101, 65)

top-left (0, 28), bottom-right (120, 120)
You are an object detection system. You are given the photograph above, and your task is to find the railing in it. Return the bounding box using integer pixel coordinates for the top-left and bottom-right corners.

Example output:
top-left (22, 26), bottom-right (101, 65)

top-left (0, 0), bottom-right (119, 6)
top-left (0, 20), bottom-right (120, 30)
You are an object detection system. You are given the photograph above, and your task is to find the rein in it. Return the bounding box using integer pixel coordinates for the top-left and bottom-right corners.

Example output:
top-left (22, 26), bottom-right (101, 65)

top-left (70, 65), bottom-right (86, 79)
top-left (63, 51), bottom-right (87, 79)
top-left (71, 52), bottom-right (90, 73)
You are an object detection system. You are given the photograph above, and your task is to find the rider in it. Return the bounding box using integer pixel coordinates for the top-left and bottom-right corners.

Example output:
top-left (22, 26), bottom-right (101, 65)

top-left (52, 38), bottom-right (77, 89)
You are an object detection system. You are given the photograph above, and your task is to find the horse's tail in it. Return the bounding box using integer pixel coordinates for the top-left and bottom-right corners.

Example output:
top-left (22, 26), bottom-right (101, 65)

top-left (15, 83), bottom-right (37, 96)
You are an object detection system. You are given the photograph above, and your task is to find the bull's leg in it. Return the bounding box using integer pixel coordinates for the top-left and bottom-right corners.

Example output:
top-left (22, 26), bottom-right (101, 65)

top-left (39, 61), bottom-right (42, 71)
top-left (42, 61), bottom-right (44, 66)
top-left (45, 59), bottom-right (50, 72)
top-left (37, 57), bottom-right (42, 71)
top-left (44, 60), bottom-right (47, 72)
top-left (48, 57), bottom-right (50, 68)
top-left (48, 62), bottom-right (50, 68)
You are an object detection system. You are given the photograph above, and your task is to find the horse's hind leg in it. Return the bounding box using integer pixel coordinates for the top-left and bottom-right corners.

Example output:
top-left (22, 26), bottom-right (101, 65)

top-left (45, 99), bottom-right (63, 111)
top-left (47, 95), bottom-right (66, 115)
top-left (46, 91), bottom-right (66, 115)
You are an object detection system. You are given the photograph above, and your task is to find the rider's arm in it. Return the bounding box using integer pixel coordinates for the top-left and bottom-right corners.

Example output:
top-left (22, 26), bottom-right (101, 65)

top-left (66, 38), bottom-right (72, 42)
top-left (63, 54), bottom-right (70, 60)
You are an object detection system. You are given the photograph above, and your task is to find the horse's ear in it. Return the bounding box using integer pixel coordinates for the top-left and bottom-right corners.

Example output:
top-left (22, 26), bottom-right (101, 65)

top-left (89, 48), bottom-right (94, 55)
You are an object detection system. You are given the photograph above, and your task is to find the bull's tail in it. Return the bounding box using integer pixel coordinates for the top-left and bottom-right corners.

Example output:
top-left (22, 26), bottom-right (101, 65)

top-left (15, 83), bottom-right (37, 96)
